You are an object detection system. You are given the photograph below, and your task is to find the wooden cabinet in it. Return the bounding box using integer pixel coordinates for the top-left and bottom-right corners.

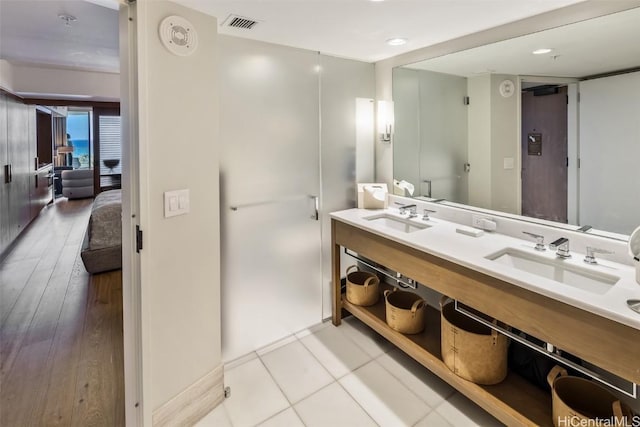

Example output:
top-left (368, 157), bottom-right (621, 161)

top-left (0, 93), bottom-right (9, 254)
top-left (0, 92), bottom-right (49, 257)
top-left (331, 219), bottom-right (640, 426)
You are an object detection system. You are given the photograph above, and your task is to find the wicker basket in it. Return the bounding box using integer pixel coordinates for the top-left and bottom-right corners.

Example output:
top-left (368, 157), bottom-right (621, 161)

top-left (345, 265), bottom-right (380, 306)
top-left (440, 297), bottom-right (508, 385)
top-left (548, 366), bottom-right (633, 427)
top-left (383, 288), bottom-right (426, 334)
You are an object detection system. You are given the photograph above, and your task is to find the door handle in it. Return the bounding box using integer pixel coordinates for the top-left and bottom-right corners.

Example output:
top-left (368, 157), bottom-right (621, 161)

top-left (309, 195), bottom-right (319, 221)
top-left (4, 164), bottom-right (12, 183)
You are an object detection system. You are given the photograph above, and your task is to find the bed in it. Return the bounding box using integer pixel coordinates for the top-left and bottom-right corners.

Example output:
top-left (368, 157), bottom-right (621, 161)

top-left (80, 189), bottom-right (122, 274)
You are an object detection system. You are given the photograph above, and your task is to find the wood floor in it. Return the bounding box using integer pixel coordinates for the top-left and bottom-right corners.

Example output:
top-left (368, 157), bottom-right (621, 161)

top-left (0, 198), bottom-right (125, 426)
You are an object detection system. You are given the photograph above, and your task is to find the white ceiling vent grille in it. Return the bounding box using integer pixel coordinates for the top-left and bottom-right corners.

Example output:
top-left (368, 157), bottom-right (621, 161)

top-left (223, 14), bottom-right (259, 30)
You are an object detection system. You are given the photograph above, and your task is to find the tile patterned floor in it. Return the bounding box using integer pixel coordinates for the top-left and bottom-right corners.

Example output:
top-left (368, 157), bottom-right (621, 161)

top-left (197, 317), bottom-right (504, 427)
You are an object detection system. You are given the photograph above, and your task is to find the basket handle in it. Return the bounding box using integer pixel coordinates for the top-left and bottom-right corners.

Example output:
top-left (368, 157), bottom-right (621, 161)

top-left (383, 288), bottom-right (396, 299)
top-left (363, 276), bottom-right (379, 288)
top-left (346, 265), bottom-right (359, 275)
top-left (411, 299), bottom-right (426, 317)
top-left (547, 365), bottom-right (568, 388)
top-left (490, 319), bottom-right (500, 342)
top-left (439, 295), bottom-right (450, 308)
top-left (612, 400), bottom-right (629, 421)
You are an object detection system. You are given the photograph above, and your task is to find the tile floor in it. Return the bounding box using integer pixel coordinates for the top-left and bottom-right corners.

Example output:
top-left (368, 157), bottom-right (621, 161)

top-left (197, 317), bottom-right (504, 427)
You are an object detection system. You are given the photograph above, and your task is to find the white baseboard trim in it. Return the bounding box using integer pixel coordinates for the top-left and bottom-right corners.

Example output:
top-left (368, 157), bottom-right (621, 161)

top-left (152, 364), bottom-right (224, 427)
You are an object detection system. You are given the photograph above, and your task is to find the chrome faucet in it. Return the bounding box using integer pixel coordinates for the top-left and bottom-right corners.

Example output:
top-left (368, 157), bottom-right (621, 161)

top-left (422, 209), bottom-right (436, 221)
top-left (549, 237), bottom-right (571, 258)
top-left (522, 231), bottom-right (546, 251)
top-left (399, 204), bottom-right (417, 218)
top-left (584, 246), bottom-right (614, 264)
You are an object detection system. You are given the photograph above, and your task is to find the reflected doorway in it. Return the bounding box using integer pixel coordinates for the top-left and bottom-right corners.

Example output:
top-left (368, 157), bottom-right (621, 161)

top-left (521, 83), bottom-right (568, 223)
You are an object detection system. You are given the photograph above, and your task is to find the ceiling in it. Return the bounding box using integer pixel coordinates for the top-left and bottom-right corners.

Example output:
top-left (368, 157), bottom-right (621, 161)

top-left (406, 6), bottom-right (640, 78)
top-left (0, 0), bottom-right (587, 75)
top-left (0, 0), bottom-right (119, 73)
top-left (176, 0), bottom-right (585, 62)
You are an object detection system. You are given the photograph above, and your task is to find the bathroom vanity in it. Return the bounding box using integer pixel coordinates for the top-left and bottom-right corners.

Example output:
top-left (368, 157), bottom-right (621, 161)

top-left (331, 202), bottom-right (640, 426)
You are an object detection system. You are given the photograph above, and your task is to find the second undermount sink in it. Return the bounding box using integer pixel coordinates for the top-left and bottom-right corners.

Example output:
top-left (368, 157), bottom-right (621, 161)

top-left (486, 248), bottom-right (620, 295)
top-left (364, 213), bottom-right (431, 233)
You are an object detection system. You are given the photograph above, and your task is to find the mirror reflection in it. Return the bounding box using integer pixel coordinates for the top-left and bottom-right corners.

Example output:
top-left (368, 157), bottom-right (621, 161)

top-left (393, 7), bottom-right (640, 236)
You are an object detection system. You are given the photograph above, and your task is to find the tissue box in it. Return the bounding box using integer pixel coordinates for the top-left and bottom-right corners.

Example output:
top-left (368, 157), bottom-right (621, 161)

top-left (393, 179), bottom-right (415, 197)
top-left (357, 183), bottom-right (388, 209)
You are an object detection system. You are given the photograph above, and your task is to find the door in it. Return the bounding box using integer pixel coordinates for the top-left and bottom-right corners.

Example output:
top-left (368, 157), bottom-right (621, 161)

top-left (417, 70), bottom-right (469, 202)
top-left (578, 72), bottom-right (640, 234)
top-left (219, 37), bottom-right (322, 361)
top-left (521, 86), bottom-right (568, 222)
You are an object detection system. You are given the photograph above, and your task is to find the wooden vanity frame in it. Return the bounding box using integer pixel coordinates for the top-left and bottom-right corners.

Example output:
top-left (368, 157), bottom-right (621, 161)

top-left (331, 219), bottom-right (640, 426)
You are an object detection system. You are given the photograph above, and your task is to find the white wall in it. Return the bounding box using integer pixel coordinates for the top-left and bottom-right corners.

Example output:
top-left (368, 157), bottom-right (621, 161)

top-left (135, 0), bottom-right (221, 417)
top-left (1, 61), bottom-right (120, 101)
top-left (579, 71), bottom-right (640, 235)
top-left (490, 74), bottom-right (519, 214)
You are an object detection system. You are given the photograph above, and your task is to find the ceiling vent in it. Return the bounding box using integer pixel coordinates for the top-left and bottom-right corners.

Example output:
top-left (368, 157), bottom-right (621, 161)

top-left (223, 14), bottom-right (259, 30)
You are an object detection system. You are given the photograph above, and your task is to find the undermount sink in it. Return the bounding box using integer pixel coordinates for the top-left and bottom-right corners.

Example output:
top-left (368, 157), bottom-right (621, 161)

top-left (364, 213), bottom-right (430, 233)
top-left (486, 248), bottom-right (620, 295)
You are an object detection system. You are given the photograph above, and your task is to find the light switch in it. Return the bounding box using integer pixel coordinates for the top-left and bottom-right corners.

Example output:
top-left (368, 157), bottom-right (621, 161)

top-left (169, 196), bottom-right (178, 211)
top-left (178, 194), bottom-right (189, 210)
top-left (164, 189), bottom-right (190, 218)
top-left (503, 157), bottom-right (515, 170)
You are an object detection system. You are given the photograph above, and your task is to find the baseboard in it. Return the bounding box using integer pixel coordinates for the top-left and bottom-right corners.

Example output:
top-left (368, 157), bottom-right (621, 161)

top-left (152, 364), bottom-right (224, 427)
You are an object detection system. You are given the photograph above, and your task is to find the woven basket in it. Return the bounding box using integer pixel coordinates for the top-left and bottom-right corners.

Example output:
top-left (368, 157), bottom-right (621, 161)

top-left (384, 288), bottom-right (426, 334)
top-left (440, 297), bottom-right (508, 385)
top-left (548, 366), bottom-right (633, 427)
top-left (345, 265), bottom-right (380, 306)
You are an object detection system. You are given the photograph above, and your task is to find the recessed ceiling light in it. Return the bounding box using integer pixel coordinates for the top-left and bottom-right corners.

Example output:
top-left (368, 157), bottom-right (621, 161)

top-left (532, 48), bottom-right (553, 55)
top-left (386, 38), bottom-right (408, 46)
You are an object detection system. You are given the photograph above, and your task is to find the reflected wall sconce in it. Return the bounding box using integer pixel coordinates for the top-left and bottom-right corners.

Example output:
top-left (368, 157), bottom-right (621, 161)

top-left (377, 100), bottom-right (394, 143)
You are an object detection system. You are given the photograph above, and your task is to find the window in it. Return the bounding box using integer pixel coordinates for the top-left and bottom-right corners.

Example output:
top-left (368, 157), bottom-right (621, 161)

top-left (66, 110), bottom-right (92, 169)
top-left (94, 109), bottom-right (122, 190)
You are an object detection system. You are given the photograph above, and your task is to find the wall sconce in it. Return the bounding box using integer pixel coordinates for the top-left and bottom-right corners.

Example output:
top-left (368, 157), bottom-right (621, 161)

top-left (377, 100), bottom-right (394, 143)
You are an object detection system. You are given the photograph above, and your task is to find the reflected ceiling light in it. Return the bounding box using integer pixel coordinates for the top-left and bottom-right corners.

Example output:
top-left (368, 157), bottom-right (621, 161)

top-left (16, 92), bottom-right (92, 99)
top-left (532, 48), bottom-right (553, 55)
top-left (58, 13), bottom-right (77, 26)
top-left (386, 38), bottom-right (407, 46)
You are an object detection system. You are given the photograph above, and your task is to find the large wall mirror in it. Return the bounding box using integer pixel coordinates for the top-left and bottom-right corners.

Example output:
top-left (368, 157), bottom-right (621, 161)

top-left (393, 7), bottom-right (640, 237)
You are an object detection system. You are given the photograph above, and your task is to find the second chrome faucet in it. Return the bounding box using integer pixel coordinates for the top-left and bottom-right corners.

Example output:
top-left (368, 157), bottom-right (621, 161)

top-left (549, 237), bottom-right (571, 258)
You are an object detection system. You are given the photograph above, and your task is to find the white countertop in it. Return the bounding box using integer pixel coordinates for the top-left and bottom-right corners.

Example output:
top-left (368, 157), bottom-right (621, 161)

top-left (331, 207), bottom-right (640, 331)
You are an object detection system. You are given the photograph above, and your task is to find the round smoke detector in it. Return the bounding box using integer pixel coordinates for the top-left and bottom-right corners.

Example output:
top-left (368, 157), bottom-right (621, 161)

top-left (159, 15), bottom-right (198, 56)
